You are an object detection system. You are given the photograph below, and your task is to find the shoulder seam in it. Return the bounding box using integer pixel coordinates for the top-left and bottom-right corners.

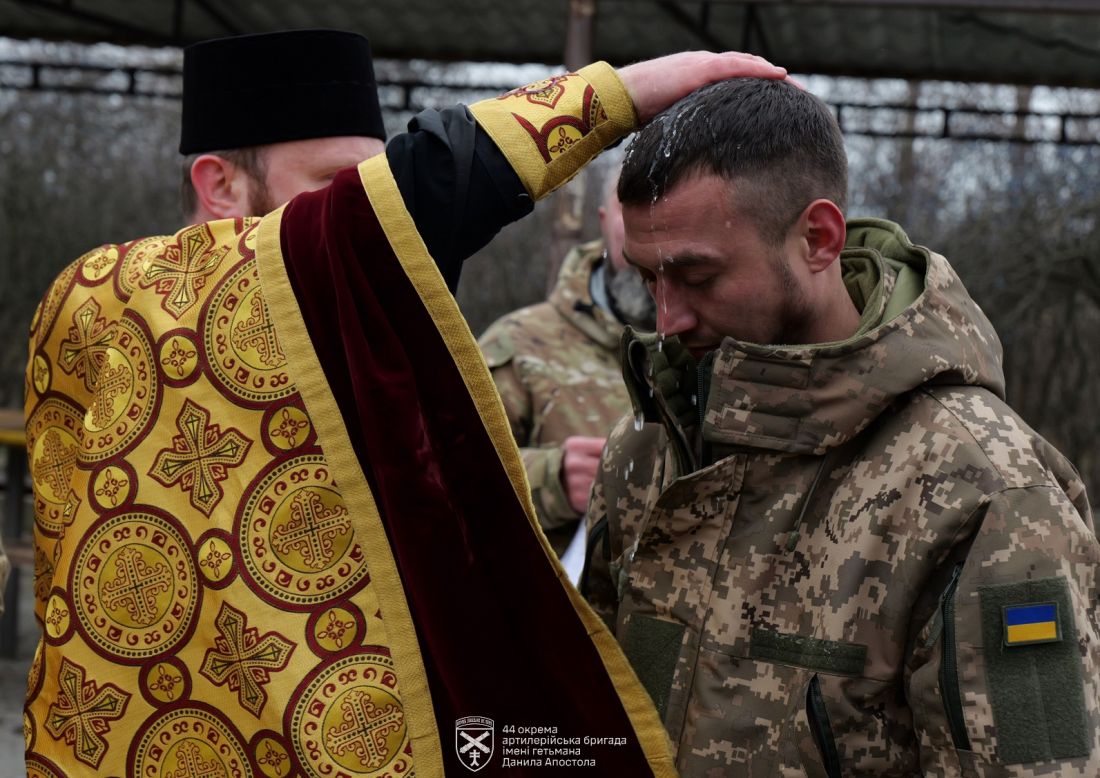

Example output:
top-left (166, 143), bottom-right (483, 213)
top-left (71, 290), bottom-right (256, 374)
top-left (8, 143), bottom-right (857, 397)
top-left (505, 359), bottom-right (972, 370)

top-left (918, 387), bottom-right (1053, 491)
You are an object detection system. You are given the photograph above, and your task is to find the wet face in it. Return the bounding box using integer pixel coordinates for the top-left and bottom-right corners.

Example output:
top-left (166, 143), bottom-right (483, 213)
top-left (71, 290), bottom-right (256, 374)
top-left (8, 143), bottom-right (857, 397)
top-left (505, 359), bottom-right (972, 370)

top-left (622, 173), bottom-right (815, 358)
top-left (248, 135), bottom-right (386, 215)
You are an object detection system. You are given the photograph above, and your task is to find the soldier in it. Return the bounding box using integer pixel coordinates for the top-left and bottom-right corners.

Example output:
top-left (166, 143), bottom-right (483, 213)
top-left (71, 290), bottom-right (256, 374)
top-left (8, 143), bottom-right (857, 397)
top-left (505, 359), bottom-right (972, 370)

top-left (479, 167), bottom-right (655, 568)
top-left (584, 77), bottom-right (1100, 776)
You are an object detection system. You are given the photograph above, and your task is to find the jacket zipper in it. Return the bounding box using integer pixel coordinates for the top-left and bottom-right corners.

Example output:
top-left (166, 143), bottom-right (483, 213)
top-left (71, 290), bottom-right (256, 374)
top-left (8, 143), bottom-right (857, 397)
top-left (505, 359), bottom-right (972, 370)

top-left (806, 674), bottom-right (842, 778)
top-left (939, 563), bottom-right (972, 751)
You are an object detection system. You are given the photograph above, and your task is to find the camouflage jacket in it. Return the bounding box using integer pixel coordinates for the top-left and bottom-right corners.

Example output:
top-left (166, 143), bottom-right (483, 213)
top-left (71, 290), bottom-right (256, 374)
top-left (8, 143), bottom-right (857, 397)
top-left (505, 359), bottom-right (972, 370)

top-left (584, 219), bottom-right (1100, 776)
top-left (480, 239), bottom-right (631, 554)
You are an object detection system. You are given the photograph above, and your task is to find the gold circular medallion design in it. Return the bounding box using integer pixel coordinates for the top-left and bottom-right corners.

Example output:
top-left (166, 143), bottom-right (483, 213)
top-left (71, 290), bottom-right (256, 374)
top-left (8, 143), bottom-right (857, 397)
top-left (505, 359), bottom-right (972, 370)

top-left (25, 754), bottom-right (64, 778)
top-left (291, 652), bottom-right (411, 778)
top-left (27, 398), bottom-right (83, 536)
top-left (44, 593), bottom-right (70, 639)
top-left (159, 333), bottom-right (200, 381)
top-left (27, 641), bottom-right (44, 702)
top-left (132, 707), bottom-right (252, 778)
top-left (144, 661), bottom-right (186, 704)
top-left (256, 736), bottom-right (293, 778)
top-left (205, 260), bottom-right (294, 405)
top-left (80, 316), bottom-right (158, 463)
top-left (197, 536), bottom-right (234, 584)
top-left (82, 245), bottom-right (119, 282)
top-left (32, 354), bottom-right (50, 396)
top-left (268, 405), bottom-right (312, 451)
top-left (33, 261), bottom-right (78, 351)
top-left (73, 511), bottom-right (198, 661)
top-left (240, 456), bottom-right (366, 608)
top-left (315, 606), bottom-right (361, 653)
top-left (91, 465), bottom-right (133, 511)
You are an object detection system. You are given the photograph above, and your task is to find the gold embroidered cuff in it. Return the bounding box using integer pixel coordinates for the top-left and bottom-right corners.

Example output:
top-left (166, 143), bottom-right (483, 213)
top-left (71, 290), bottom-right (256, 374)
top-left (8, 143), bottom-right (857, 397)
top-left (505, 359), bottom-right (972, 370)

top-left (470, 61), bottom-right (637, 201)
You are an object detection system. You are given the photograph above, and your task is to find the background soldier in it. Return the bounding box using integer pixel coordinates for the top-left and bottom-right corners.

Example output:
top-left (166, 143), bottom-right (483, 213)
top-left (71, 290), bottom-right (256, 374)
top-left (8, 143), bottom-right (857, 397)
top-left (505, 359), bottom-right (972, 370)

top-left (480, 168), bottom-right (654, 573)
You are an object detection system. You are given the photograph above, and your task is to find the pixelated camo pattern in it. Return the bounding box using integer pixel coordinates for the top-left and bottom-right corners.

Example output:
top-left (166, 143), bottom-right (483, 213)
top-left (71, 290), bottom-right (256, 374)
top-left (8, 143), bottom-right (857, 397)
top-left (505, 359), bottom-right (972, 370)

top-left (480, 239), bottom-right (631, 553)
top-left (586, 219), bottom-right (1100, 776)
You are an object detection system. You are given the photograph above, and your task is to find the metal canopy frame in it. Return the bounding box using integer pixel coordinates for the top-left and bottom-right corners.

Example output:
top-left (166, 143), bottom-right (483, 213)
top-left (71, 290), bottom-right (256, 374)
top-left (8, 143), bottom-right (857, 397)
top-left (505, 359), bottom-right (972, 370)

top-left (5, 0), bottom-right (1100, 87)
top-left (4, 56), bottom-right (1100, 147)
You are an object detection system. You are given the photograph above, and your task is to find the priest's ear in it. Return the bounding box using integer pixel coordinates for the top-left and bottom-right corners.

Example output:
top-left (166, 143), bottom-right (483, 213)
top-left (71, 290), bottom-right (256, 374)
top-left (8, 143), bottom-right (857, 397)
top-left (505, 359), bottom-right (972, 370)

top-left (188, 153), bottom-right (256, 222)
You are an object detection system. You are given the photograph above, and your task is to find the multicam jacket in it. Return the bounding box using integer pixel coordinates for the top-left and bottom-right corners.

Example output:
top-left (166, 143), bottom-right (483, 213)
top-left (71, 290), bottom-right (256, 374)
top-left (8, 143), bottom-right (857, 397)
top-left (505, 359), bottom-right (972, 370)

top-left (480, 239), bottom-right (631, 554)
top-left (584, 219), bottom-right (1100, 776)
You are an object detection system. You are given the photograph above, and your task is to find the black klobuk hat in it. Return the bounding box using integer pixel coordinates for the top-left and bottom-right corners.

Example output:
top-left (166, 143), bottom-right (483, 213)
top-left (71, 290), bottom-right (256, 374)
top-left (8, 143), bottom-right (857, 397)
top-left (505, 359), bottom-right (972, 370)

top-left (180, 29), bottom-right (386, 154)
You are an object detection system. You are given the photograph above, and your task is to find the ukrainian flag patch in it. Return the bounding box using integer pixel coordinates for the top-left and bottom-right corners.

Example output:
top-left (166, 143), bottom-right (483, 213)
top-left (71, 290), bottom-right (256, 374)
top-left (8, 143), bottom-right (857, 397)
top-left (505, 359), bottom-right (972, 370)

top-left (1003, 601), bottom-right (1061, 646)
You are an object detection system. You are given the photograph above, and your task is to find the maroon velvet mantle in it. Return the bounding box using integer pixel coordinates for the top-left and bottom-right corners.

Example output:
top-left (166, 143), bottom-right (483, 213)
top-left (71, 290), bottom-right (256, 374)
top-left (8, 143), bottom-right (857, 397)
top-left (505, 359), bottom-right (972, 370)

top-left (278, 167), bottom-right (655, 775)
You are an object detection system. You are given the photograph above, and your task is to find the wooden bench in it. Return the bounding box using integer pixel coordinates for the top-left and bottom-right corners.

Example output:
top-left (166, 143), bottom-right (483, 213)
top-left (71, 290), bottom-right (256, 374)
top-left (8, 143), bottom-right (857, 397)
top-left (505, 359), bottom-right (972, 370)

top-left (0, 407), bottom-right (28, 658)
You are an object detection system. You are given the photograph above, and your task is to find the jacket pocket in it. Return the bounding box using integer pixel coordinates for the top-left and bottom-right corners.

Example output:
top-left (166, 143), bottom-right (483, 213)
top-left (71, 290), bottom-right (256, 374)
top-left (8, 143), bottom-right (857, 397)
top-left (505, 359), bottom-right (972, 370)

top-left (939, 563), bottom-right (972, 751)
top-left (806, 674), bottom-right (842, 778)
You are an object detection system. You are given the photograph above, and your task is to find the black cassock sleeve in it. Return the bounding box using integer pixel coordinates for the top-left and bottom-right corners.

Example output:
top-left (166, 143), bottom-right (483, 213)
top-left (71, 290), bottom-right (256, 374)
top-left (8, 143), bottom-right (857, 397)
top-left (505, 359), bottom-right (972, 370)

top-left (385, 106), bottom-right (534, 292)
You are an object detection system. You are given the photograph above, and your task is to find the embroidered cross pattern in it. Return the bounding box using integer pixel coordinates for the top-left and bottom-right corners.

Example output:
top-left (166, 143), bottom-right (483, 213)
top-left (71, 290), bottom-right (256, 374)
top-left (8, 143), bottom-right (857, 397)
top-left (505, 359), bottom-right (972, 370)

top-left (45, 659), bottom-right (129, 768)
top-left (87, 361), bottom-right (132, 429)
top-left (141, 223), bottom-right (229, 318)
top-left (149, 399), bottom-right (251, 516)
top-left (166, 741), bottom-right (222, 778)
top-left (272, 490), bottom-right (351, 570)
top-left (58, 297), bottom-right (116, 392)
top-left (34, 429), bottom-right (77, 500)
top-left (232, 293), bottom-right (285, 368)
top-left (324, 690), bottom-right (404, 769)
top-left (101, 546), bottom-right (171, 626)
top-left (200, 602), bottom-right (293, 716)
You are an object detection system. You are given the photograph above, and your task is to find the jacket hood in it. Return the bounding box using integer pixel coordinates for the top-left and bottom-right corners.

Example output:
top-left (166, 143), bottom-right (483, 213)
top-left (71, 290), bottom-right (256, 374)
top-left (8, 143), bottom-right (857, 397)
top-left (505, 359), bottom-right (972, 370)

top-left (626, 219), bottom-right (1006, 457)
top-left (550, 238), bottom-right (623, 350)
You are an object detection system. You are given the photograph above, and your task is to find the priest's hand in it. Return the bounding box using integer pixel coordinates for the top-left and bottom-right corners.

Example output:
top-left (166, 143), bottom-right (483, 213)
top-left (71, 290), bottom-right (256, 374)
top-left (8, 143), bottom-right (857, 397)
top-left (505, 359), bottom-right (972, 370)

top-left (618, 51), bottom-right (788, 124)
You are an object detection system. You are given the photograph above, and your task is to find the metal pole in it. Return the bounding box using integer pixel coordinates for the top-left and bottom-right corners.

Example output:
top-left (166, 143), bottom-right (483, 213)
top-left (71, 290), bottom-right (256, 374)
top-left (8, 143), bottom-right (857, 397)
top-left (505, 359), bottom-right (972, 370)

top-left (547, 0), bottom-right (597, 295)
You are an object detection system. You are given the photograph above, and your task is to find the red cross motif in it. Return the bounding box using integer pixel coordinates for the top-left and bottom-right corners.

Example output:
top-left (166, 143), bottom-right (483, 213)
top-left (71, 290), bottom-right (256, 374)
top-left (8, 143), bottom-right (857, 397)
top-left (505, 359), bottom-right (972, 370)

top-left (165, 741), bottom-right (223, 778)
top-left (324, 689), bottom-right (405, 769)
top-left (45, 658), bottom-right (129, 768)
top-left (149, 399), bottom-right (251, 516)
top-left (33, 429), bottom-right (77, 501)
top-left (140, 222), bottom-right (229, 318)
top-left (86, 360), bottom-right (132, 430)
top-left (58, 297), bottom-right (116, 392)
top-left (272, 490), bottom-right (351, 570)
top-left (200, 602), bottom-right (294, 716)
top-left (232, 292), bottom-right (285, 368)
top-left (101, 546), bottom-right (172, 626)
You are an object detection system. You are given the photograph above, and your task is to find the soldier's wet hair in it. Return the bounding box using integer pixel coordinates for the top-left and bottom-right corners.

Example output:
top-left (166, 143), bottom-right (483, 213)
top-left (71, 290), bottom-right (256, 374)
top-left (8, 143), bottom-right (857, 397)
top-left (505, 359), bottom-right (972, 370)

top-left (618, 78), bottom-right (848, 245)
